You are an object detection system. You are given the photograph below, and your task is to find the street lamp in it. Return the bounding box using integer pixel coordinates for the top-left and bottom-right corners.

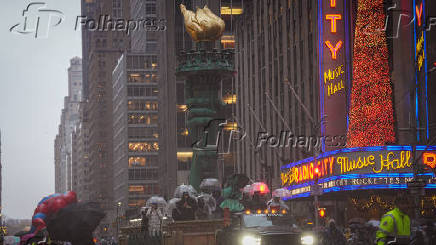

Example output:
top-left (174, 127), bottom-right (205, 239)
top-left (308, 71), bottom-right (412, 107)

top-left (116, 202), bottom-right (122, 242)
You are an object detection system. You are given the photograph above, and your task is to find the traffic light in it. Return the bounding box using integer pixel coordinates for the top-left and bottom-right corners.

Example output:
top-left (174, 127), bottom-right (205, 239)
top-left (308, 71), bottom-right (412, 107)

top-left (318, 208), bottom-right (326, 218)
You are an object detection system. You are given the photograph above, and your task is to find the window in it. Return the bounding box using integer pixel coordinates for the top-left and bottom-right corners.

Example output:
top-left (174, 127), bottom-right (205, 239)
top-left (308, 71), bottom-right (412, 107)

top-left (128, 127), bottom-right (159, 138)
top-left (146, 41), bottom-right (158, 52)
top-left (128, 169), bottom-right (159, 180)
top-left (128, 156), bottom-right (158, 167)
top-left (112, 0), bottom-right (122, 18)
top-left (145, 3), bottom-right (156, 16)
top-left (128, 113), bottom-right (158, 124)
top-left (129, 157), bottom-right (146, 167)
top-left (128, 100), bottom-right (158, 111)
top-left (128, 142), bottom-right (159, 152)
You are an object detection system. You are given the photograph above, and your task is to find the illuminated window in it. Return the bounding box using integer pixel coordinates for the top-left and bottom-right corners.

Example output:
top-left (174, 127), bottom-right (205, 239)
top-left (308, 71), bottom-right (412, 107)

top-left (128, 100), bottom-right (158, 111)
top-left (177, 104), bottom-right (188, 112)
top-left (128, 73), bottom-right (143, 83)
top-left (221, 35), bottom-right (235, 49)
top-left (128, 113), bottom-right (158, 125)
top-left (128, 198), bottom-right (146, 207)
top-left (221, 7), bottom-right (243, 15)
top-left (222, 94), bottom-right (237, 104)
top-left (223, 122), bottom-right (238, 131)
top-left (129, 185), bottom-right (145, 194)
top-left (129, 157), bottom-right (146, 167)
top-left (128, 142), bottom-right (159, 152)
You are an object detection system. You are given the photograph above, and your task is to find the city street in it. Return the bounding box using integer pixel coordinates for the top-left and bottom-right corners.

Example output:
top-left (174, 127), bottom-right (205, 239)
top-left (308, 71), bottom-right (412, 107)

top-left (0, 0), bottom-right (436, 245)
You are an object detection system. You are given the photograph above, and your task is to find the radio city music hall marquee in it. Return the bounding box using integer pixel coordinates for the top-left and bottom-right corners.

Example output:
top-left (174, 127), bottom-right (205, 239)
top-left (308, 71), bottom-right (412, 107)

top-left (280, 146), bottom-right (436, 199)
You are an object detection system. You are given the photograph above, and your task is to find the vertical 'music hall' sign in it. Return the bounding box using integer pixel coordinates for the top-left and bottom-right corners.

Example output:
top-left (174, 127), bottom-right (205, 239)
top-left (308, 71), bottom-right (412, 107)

top-left (318, 0), bottom-right (351, 151)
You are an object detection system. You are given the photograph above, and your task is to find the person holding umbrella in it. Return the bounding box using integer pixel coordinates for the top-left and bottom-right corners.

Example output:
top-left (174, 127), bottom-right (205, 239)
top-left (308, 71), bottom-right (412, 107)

top-left (146, 202), bottom-right (163, 245)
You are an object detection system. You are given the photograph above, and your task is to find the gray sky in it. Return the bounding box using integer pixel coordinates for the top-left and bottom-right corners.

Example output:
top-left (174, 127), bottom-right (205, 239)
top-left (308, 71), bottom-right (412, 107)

top-left (0, 0), bottom-right (81, 219)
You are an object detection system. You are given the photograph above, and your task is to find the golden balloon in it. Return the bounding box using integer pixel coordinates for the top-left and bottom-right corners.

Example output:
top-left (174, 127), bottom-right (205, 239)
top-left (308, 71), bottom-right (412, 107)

top-left (180, 4), bottom-right (225, 42)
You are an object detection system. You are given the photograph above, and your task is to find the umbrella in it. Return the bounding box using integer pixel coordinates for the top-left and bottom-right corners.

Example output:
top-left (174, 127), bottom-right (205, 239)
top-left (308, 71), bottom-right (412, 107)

top-left (242, 185), bottom-right (252, 194)
top-left (225, 174), bottom-right (250, 190)
top-left (348, 217), bottom-right (366, 225)
top-left (166, 198), bottom-right (181, 217)
top-left (146, 196), bottom-right (167, 208)
top-left (249, 182), bottom-right (270, 195)
top-left (272, 188), bottom-right (291, 198)
top-left (199, 178), bottom-right (221, 192)
top-left (46, 201), bottom-right (105, 244)
top-left (174, 185), bottom-right (197, 198)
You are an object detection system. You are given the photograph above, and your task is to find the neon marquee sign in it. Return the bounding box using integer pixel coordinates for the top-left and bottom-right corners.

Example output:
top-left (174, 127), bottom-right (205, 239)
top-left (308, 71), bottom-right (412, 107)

top-left (318, 0), bottom-right (351, 151)
top-left (281, 146), bottom-right (435, 187)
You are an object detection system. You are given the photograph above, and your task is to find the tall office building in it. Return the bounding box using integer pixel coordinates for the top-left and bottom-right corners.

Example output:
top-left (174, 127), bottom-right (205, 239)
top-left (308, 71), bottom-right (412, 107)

top-left (79, 0), bottom-right (131, 236)
top-left (112, 53), bottom-right (160, 216)
top-left (54, 57), bottom-right (83, 193)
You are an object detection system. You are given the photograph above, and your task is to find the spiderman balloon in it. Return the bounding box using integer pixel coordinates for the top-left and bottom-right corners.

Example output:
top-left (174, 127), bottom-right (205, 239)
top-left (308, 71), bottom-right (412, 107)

top-left (29, 191), bottom-right (77, 236)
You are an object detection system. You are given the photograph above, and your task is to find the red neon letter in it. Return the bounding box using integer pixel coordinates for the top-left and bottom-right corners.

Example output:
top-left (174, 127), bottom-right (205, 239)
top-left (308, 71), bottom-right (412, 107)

top-left (326, 14), bottom-right (342, 33)
top-left (330, 0), bottom-right (336, 7)
top-left (416, 3), bottom-right (423, 26)
top-left (325, 41), bottom-right (343, 60)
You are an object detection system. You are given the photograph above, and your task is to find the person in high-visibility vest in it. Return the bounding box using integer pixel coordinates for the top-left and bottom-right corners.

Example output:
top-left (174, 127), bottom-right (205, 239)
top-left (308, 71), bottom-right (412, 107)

top-left (376, 194), bottom-right (411, 245)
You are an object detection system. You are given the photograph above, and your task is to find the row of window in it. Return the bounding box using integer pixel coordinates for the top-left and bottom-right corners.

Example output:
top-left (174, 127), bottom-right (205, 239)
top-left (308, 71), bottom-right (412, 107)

top-left (127, 55), bottom-right (158, 70)
top-left (128, 156), bottom-right (158, 167)
top-left (128, 73), bottom-right (158, 83)
top-left (127, 86), bottom-right (159, 97)
top-left (128, 184), bottom-right (159, 196)
top-left (128, 168), bottom-right (158, 180)
top-left (128, 127), bottom-right (159, 138)
top-left (128, 142), bottom-right (159, 152)
top-left (128, 113), bottom-right (158, 125)
top-left (128, 100), bottom-right (158, 111)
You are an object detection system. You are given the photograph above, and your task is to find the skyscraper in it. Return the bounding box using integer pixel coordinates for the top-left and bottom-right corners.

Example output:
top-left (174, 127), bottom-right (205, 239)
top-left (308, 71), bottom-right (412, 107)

top-left (54, 57), bottom-right (83, 193)
top-left (79, 0), bottom-right (130, 236)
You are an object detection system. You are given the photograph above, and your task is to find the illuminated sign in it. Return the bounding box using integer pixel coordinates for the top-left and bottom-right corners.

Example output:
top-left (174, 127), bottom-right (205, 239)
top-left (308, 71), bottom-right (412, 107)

top-left (281, 149), bottom-right (414, 186)
top-left (318, 0), bottom-right (350, 151)
top-left (423, 152), bottom-right (436, 169)
top-left (413, 0), bottom-right (429, 141)
top-left (281, 146), bottom-right (436, 198)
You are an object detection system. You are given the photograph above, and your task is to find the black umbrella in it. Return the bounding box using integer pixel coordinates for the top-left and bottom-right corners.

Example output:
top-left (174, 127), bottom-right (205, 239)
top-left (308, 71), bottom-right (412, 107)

top-left (46, 202), bottom-right (105, 245)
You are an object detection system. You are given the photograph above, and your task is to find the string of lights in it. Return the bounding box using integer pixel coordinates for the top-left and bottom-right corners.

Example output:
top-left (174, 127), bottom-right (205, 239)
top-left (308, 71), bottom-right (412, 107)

top-left (347, 0), bottom-right (396, 147)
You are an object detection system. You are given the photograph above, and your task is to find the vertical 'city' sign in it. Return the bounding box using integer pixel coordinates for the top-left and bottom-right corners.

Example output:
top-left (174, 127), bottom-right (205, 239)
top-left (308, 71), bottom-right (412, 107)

top-left (318, 0), bottom-right (350, 151)
top-left (414, 0), bottom-right (429, 141)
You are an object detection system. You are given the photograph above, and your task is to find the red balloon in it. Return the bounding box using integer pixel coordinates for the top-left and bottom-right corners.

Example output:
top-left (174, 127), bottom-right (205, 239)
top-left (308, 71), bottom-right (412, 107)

top-left (32, 218), bottom-right (46, 229)
top-left (38, 203), bottom-right (50, 214)
top-left (45, 198), bottom-right (56, 214)
top-left (64, 191), bottom-right (77, 204)
top-left (52, 198), bottom-right (67, 213)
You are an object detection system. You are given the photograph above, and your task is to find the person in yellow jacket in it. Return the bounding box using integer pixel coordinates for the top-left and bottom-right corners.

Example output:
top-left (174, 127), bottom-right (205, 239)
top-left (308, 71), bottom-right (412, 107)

top-left (376, 195), bottom-right (411, 245)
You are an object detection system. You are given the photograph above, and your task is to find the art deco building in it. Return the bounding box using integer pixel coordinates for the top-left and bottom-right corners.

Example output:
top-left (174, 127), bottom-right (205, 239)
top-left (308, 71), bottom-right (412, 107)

top-left (233, 0), bottom-right (436, 190)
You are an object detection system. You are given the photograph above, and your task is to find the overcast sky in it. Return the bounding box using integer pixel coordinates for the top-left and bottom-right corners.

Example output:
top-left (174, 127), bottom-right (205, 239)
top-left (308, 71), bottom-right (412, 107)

top-left (0, 0), bottom-right (81, 219)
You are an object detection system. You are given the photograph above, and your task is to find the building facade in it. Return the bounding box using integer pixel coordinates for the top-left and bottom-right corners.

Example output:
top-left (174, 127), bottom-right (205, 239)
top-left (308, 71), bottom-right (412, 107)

top-left (234, 0), bottom-right (436, 224)
top-left (235, 0), bottom-right (319, 189)
top-left (112, 53), bottom-right (160, 216)
top-left (54, 57), bottom-right (83, 193)
top-left (79, 0), bottom-right (130, 235)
